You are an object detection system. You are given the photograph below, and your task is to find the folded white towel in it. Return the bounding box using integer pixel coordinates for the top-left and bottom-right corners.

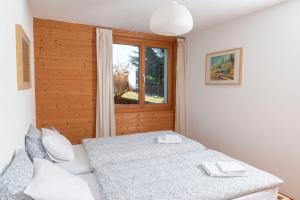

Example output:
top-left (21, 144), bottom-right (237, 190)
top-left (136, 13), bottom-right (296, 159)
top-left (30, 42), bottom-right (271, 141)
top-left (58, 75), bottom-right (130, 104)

top-left (217, 161), bottom-right (246, 173)
top-left (157, 135), bottom-right (182, 144)
top-left (201, 162), bottom-right (247, 178)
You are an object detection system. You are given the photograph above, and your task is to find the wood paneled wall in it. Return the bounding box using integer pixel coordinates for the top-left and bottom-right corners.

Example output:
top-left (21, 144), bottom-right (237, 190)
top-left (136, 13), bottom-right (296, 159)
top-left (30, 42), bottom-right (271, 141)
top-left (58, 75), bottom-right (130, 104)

top-left (34, 18), bottom-right (175, 144)
top-left (34, 19), bottom-right (96, 144)
top-left (116, 111), bottom-right (174, 135)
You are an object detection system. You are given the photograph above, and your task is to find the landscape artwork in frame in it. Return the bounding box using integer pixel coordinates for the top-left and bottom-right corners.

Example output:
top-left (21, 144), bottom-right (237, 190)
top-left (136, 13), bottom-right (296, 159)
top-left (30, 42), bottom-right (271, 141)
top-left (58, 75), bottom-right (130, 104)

top-left (206, 48), bottom-right (243, 85)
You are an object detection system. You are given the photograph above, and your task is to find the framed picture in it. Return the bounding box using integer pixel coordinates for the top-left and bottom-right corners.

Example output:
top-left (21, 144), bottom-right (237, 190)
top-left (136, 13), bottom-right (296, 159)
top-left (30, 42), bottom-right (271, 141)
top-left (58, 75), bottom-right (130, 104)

top-left (16, 24), bottom-right (31, 90)
top-left (206, 48), bottom-right (243, 85)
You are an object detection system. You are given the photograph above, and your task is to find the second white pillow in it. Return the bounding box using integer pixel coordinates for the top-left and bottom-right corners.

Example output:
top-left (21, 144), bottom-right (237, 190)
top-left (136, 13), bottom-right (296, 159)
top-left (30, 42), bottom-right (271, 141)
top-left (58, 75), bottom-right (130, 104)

top-left (42, 128), bottom-right (74, 162)
top-left (24, 158), bottom-right (94, 200)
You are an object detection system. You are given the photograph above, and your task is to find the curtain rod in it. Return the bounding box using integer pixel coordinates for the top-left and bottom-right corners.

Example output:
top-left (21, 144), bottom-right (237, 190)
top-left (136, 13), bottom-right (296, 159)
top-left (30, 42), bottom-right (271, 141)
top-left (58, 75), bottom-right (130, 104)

top-left (95, 26), bottom-right (185, 40)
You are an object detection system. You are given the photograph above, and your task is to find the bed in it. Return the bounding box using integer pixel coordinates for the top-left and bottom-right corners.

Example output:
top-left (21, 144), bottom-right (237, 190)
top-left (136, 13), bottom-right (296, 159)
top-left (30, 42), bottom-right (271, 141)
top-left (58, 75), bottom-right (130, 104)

top-left (65, 130), bottom-right (282, 200)
top-left (79, 173), bottom-right (279, 200)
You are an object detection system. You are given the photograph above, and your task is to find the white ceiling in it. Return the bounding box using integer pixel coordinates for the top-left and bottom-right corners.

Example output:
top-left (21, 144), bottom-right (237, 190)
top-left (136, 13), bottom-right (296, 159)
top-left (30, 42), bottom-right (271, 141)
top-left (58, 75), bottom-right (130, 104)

top-left (28, 0), bottom-right (286, 34)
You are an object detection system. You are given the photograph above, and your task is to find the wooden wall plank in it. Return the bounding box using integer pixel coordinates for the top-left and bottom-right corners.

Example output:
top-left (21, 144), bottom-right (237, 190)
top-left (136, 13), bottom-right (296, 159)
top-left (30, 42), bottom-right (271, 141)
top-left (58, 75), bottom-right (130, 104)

top-left (116, 111), bottom-right (174, 135)
top-left (36, 69), bottom-right (96, 81)
top-left (34, 18), bottom-right (175, 144)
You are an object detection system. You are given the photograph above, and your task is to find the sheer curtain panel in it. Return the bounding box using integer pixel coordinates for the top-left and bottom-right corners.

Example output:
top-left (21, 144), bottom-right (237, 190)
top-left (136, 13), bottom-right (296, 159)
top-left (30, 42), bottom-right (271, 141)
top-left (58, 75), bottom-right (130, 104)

top-left (95, 28), bottom-right (116, 137)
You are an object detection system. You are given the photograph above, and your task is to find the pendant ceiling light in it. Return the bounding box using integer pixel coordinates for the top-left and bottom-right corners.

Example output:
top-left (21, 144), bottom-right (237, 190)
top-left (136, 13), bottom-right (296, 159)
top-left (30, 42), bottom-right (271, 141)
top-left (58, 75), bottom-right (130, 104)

top-left (149, 1), bottom-right (193, 36)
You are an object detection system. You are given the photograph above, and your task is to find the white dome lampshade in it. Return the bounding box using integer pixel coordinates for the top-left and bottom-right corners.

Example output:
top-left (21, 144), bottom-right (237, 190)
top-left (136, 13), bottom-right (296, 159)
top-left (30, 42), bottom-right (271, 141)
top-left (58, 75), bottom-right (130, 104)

top-left (149, 1), bottom-right (193, 36)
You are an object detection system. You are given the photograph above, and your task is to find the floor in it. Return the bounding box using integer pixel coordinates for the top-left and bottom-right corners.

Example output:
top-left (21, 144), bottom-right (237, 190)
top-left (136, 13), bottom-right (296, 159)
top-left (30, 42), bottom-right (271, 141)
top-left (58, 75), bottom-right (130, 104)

top-left (278, 193), bottom-right (293, 200)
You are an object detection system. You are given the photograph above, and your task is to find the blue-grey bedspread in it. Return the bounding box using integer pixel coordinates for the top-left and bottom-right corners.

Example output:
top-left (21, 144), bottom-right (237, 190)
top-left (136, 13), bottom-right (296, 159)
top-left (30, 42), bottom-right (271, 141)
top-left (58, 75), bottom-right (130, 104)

top-left (82, 131), bottom-right (282, 200)
top-left (82, 131), bottom-right (206, 166)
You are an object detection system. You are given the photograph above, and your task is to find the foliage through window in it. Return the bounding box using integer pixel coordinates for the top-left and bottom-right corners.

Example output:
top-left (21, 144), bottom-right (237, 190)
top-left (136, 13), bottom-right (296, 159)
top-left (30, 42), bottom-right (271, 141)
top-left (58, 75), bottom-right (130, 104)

top-left (113, 44), bottom-right (139, 104)
top-left (145, 47), bottom-right (168, 104)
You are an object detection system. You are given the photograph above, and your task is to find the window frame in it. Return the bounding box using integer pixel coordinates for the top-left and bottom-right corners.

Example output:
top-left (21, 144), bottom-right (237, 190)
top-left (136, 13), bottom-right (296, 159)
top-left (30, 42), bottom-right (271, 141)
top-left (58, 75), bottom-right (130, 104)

top-left (113, 34), bottom-right (176, 114)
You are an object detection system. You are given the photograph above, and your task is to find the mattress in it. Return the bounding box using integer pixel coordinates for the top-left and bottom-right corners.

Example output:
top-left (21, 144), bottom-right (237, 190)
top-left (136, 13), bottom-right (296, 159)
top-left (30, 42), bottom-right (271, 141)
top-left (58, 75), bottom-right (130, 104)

top-left (55, 144), bottom-right (93, 175)
top-left (80, 173), bottom-right (278, 200)
top-left (234, 187), bottom-right (278, 200)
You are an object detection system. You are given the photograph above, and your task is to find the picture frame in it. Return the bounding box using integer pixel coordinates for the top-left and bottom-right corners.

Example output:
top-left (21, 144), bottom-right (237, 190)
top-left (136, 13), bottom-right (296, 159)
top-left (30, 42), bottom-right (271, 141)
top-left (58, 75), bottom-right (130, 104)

top-left (16, 24), bottom-right (31, 90)
top-left (205, 48), bottom-right (243, 85)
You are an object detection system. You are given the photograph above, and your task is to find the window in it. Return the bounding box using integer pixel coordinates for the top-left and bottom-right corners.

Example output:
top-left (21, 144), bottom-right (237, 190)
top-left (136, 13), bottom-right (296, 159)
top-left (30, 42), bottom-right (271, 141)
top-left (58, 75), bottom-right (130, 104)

top-left (113, 35), bottom-right (175, 112)
top-left (145, 47), bottom-right (168, 104)
top-left (113, 44), bottom-right (140, 104)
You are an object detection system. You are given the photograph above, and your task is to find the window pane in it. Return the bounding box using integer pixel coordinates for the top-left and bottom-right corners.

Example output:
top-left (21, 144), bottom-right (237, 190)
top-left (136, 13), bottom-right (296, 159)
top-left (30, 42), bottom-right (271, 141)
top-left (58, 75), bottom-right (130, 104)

top-left (145, 47), bottom-right (168, 104)
top-left (113, 44), bottom-right (139, 104)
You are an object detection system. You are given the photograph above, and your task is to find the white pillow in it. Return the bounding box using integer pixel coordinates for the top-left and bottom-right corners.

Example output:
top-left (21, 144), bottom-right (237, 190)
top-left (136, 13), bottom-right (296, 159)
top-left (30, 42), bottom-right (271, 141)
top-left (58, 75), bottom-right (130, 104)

top-left (24, 159), bottom-right (94, 200)
top-left (55, 144), bottom-right (93, 175)
top-left (42, 128), bottom-right (74, 161)
top-left (46, 148), bottom-right (68, 163)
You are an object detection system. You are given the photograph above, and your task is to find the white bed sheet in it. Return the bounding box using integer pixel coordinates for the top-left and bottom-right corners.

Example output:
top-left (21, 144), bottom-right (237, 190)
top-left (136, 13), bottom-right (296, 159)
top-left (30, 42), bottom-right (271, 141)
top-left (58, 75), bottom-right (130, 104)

top-left (234, 187), bottom-right (278, 200)
top-left (55, 144), bottom-right (93, 175)
top-left (80, 173), bottom-right (278, 200)
top-left (80, 173), bottom-right (104, 200)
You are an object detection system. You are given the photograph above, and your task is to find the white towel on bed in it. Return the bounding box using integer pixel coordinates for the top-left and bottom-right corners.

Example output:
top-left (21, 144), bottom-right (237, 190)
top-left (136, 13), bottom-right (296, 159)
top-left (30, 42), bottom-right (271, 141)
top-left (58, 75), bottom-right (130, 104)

top-left (201, 162), bottom-right (248, 177)
top-left (157, 135), bottom-right (182, 144)
top-left (217, 161), bottom-right (246, 173)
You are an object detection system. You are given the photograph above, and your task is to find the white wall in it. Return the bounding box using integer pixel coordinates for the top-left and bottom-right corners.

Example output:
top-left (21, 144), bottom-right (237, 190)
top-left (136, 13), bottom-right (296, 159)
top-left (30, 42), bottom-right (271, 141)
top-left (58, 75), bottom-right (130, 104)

top-left (0, 0), bottom-right (35, 173)
top-left (186, 1), bottom-right (300, 199)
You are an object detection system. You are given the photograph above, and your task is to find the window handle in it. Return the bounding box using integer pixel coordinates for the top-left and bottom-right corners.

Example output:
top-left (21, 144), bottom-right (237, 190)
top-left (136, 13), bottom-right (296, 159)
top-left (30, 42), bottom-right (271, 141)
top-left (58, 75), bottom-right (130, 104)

top-left (143, 75), bottom-right (145, 83)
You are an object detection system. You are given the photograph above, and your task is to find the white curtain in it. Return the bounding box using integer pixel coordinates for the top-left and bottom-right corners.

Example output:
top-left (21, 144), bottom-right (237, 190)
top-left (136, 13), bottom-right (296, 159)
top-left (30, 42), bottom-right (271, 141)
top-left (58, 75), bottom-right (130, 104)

top-left (95, 28), bottom-right (116, 137)
top-left (175, 38), bottom-right (187, 136)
